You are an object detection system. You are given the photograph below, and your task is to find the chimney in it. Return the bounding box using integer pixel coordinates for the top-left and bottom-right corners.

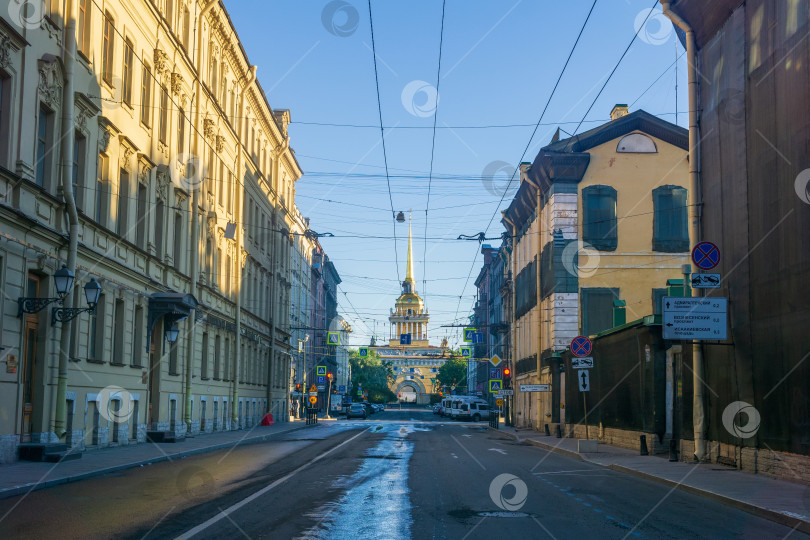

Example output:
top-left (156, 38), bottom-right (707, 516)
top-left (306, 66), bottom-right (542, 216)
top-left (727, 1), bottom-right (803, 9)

top-left (610, 104), bottom-right (629, 120)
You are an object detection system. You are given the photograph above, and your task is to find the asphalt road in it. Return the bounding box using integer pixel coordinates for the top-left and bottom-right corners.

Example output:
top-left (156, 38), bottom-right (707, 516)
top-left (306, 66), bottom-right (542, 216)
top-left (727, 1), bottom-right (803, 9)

top-left (0, 407), bottom-right (805, 539)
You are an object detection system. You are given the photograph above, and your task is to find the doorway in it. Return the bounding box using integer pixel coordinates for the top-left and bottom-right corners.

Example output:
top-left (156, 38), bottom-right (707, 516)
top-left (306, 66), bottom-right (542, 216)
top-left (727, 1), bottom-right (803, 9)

top-left (148, 321), bottom-right (161, 428)
top-left (20, 274), bottom-right (41, 443)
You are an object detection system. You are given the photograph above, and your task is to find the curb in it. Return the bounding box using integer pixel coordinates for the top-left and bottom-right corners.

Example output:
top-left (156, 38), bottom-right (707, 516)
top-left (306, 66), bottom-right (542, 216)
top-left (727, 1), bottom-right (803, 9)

top-left (607, 464), bottom-right (810, 535)
top-left (0, 423), bottom-right (313, 500)
top-left (493, 427), bottom-right (810, 534)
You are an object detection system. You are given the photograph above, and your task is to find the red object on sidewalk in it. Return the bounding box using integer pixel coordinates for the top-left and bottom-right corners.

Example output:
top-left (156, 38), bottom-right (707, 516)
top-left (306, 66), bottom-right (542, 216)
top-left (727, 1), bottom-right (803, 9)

top-left (261, 413), bottom-right (274, 426)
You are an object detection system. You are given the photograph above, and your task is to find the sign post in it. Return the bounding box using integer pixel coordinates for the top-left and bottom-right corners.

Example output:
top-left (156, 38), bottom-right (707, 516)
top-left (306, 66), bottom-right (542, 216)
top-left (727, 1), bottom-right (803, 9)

top-left (577, 369), bottom-right (590, 439)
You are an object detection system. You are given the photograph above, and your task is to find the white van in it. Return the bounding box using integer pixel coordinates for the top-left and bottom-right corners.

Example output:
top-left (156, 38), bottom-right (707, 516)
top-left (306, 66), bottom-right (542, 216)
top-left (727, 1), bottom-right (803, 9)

top-left (455, 398), bottom-right (490, 421)
top-left (448, 396), bottom-right (485, 420)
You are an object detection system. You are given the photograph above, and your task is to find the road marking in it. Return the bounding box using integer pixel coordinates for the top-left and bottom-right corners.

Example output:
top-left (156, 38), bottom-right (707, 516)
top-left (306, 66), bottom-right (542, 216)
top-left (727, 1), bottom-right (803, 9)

top-left (462, 434), bottom-right (472, 438)
top-left (533, 469), bottom-right (598, 475)
top-left (175, 428), bottom-right (370, 539)
top-left (451, 435), bottom-right (486, 470)
top-left (488, 448), bottom-right (507, 455)
top-left (451, 453), bottom-right (458, 459)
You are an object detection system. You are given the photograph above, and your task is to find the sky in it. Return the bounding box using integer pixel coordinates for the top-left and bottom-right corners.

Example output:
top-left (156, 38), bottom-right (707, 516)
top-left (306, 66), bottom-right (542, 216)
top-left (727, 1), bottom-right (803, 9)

top-left (224, 0), bottom-right (688, 350)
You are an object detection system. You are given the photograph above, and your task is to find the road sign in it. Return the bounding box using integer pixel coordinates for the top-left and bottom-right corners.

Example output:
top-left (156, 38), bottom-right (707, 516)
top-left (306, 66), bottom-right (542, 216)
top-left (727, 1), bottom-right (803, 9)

top-left (489, 367), bottom-right (502, 380)
top-left (327, 332), bottom-right (340, 345)
top-left (309, 384), bottom-right (317, 393)
top-left (495, 398), bottom-right (504, 407)
top-left (571, 336), bottom-right (592, 357)
top-left (499, 389), bottom-right (514, 396)
top-left (489, 380), bottom-right (503, 393)
top-left (298, 340), bottom-right (304, 353)
top-left (577, 370), bottom-right (590, 392)
top-left (692, 241), bottom-right (720, 270)
top-left (309, 390), bottom-right (317, 397)
top-left (489, 354), bottom-right (503, 367)
top-left (400, 333), bottom-right (412, 345)
top-left (691, 273), bottom-right (721, 289)
top-left (571, 357), bottom-right (594, 369)
top-left (461, 346), bottom-right (472, 357)
top-left (662, 296), bottom-right (728, 340)
top-left (463, 328), bottom-right (476, 342)
top-left (317, 375), bottom-right (326, 385)
top-left (338, 385), bottom-right (346, 392)
top-left (309, 396), bottom-right (317, 405)
top-left (317, 366), bottom-right (327, 376)
top-left (359, 347), bottom-right (369, 357)
top-left (472, 332), bottom-right (484, 344)
top-left (521, 384), bottom-right (550, 392)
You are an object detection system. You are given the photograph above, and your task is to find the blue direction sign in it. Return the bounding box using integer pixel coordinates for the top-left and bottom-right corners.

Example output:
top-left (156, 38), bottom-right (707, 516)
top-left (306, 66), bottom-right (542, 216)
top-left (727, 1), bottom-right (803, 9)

top-left (489, 380), bottom-right (503, 393)
top-left (692, 241), bottom-right (720, 270)
top-left (571, 335), bottom-right (592, 358)
top-left (490, 367), bottom-right (502, 380)
top-left (338, 385), bottom-right (346, 393)
top-left (461, 346), bottom-right (472, 357)
top-left (316, 375), bottom-right (326, 385)
top-left (316, 365), bottom-right (327, 376)
top-left (400, 333), bottom-right (412, 345)
top-left (463, 328), bottom-right (477, 342)
top-left (359, 347), bottom-right (369, 357)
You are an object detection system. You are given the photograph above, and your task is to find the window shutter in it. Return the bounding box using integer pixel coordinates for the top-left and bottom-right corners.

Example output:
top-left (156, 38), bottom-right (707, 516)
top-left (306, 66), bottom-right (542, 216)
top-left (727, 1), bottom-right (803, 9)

top-left (653, 186), bottom-right (689, 252)
top-left (582, 186), bottom-right (617, 251)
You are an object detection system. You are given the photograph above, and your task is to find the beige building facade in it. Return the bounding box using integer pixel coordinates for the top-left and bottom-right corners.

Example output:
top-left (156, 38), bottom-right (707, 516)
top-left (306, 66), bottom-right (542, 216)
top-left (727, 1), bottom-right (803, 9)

top-left (0, 0), bottom-right (301, 462)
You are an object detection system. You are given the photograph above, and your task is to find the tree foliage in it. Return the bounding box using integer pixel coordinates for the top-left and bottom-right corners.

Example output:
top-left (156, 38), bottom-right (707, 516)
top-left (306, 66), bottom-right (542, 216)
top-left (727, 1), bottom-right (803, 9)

top-left (437, 357), bottom-right (468, 390)
top-left (348, 349), bottom-right (396, 403)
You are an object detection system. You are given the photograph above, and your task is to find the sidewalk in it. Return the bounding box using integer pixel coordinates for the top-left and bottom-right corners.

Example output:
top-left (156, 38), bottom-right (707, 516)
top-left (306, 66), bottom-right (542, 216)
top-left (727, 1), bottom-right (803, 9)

top-left (497, 426), bottom-right (810, 534)
top-left (0, 421), bottom-right (313, 500)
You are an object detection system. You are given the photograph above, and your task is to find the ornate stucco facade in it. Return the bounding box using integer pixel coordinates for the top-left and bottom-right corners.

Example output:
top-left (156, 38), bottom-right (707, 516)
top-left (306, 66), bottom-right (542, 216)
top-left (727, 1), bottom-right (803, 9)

top-left (0, 0), bottom-right (302, 462)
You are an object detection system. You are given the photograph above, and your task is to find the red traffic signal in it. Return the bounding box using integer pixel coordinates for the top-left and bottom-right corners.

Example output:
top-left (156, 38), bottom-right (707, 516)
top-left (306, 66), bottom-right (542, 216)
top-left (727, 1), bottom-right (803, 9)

top-left (327, 373), bottom-right (333, 379)
top-left (503, 367), bottom-right (511, 377)
top-left (295, 383), bottom-right (302, 391)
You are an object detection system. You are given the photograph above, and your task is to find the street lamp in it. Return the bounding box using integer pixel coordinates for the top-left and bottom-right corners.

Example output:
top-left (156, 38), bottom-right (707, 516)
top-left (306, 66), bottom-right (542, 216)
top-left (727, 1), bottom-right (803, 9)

top-left (165, 323), bottom-right (180, 344)
top-left (18, 264), bottom-right (75, 316)
top-left (395, 211), bottom-right (405, 223)
top-left (51, 277), bottom-right (102, 325)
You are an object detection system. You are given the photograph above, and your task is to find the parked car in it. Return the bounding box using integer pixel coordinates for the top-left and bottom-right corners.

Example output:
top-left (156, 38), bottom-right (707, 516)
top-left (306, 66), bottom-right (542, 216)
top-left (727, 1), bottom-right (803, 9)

top-left (433, 404), bottom-right (441, 415)
top-left (346, 403), bottom-right (367, 419)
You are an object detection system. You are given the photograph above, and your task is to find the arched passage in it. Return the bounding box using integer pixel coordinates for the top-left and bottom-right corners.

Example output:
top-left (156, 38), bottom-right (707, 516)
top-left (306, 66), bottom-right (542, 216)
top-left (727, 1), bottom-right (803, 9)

top-left (395, 378), bottom-right (428, 405)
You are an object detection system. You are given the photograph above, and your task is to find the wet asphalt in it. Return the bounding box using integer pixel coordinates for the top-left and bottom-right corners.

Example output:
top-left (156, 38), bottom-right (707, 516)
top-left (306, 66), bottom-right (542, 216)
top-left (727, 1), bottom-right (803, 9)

top-left (0, 407), bottom-right (806, 539)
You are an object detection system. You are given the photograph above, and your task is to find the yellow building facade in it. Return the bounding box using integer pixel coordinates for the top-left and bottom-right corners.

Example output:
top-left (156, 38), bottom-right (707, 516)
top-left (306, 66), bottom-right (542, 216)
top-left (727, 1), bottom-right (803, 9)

top-left (0, 0), bottom-right (301, 461)
top-left (504, 106), bottom-right (690, 432)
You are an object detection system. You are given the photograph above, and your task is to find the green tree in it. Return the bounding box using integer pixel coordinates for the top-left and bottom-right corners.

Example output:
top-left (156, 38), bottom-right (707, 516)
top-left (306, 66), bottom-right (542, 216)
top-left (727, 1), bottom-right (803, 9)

top-left (348, 349), bottom-right (396, 403)
top-left (437, 357), bottom-right (468, 391)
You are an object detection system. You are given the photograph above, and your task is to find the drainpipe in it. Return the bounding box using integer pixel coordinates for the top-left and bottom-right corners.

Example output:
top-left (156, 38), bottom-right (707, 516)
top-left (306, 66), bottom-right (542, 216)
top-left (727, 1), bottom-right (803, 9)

top-left (267, 139), bottom-right (288, 416)
top-left (54, 0), bottom-right (78, 440)
top-left (233, 65), bottom-right (256, 424)
top-left (185, 0), bottom-right (219, 433)
top-left (662, 1), bottom-right (706, 461)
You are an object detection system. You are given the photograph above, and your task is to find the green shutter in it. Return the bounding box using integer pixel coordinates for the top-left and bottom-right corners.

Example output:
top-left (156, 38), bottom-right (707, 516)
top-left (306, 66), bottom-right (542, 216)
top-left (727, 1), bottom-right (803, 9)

top-left (582, 186), bottom-right (617, 251)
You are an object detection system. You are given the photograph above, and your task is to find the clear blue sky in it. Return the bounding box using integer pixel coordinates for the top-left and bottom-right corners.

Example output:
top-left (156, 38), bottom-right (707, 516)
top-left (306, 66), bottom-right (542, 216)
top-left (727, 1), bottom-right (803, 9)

top-left (225, 0), bottom-right (687, 349)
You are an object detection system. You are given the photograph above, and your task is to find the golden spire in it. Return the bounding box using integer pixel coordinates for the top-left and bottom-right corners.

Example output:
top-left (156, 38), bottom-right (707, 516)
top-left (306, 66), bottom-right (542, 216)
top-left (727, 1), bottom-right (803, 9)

top-left (405, 211), bottom-right (415, 284)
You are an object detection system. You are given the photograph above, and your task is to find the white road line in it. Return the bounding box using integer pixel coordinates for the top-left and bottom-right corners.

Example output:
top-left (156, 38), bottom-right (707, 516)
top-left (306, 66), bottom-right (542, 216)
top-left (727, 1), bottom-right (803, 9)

top-left (534, 469), bottom-right (598, 475)
top-left (175, 428), bottom-right (370, 540)
top-left (488, 448), bottom-right (507, 455)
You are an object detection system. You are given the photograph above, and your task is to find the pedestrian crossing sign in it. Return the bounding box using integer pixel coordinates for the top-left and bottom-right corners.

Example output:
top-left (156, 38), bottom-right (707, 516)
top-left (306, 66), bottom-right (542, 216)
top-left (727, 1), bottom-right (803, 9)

top-left (461, 346), bottom-right (472, 357)
top-left (359, 347), bottom-right (368, 357)
top-left (327, 332), bottom-right (340, 345)
top-left (489, 380), bottom-right (503, 393)
top-left (463, 328), bottom-right (477, 342)
top-left (317, 366), bottom-right (327, 376)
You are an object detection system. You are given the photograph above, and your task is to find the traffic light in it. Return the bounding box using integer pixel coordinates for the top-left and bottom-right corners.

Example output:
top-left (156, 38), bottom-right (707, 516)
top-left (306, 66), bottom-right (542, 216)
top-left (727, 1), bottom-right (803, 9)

top-left (295, 383), bottom-right (302, 392)
top-left (503, 367), bottom-right (512, 389)
top-left (327, 373), bottom-right (333, 379)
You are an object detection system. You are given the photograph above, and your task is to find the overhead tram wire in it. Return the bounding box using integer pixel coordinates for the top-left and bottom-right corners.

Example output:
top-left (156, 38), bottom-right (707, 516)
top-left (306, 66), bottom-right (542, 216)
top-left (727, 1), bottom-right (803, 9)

top-left (367, 0), bottom-right (401, 284)
top-left (423, 0), bottom-right (447, 306)
top-left (451, 0), bottom-right (601, 324)
top-left (630, 50), bottom-right (686, 108)
top-left (572, 0), bottom-right (658, 135)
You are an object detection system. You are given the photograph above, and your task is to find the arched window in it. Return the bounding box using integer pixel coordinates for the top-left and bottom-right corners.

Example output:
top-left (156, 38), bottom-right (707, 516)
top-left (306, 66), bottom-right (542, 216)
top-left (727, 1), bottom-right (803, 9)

top-left (617, 133), bottom-right (657, 153)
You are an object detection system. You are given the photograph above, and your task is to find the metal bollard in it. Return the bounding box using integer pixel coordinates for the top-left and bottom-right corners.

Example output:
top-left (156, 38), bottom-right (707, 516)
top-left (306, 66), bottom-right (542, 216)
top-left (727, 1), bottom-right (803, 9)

top-left (669, 439), bottom-right (678, 462)
top-left (555, 424), bottom-right (562, 438)
top-left (640, 435), bottom-right (649, 455)
top-left (545, 424), bottom-right (551, 436)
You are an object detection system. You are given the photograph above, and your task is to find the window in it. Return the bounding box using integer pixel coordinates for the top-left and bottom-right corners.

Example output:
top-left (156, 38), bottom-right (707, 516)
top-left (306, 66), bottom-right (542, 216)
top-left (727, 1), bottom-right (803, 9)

top-left (218, 160), bottom-right (224, 205)
top-left (177, 107), bottom-right (185, 155)
top-left (201, 332), bottom-right (209, 378)
top-left (0, 73), bottom-right (10, 167)
top-left (166, 0), bottom-right (174, 28)
top-left (582, 185), bottom-right (618, 251)
top-left (96, 154), bottom-right (108, 225)
top-left (117, 169), bottom-right (129, 237)
top-left (140, 64), bottom-right (152, 126)
top-left (89, 295), bottom-right (105, 362)
top-left (132, 305), bottom-right (143, 367)
top-left (168, 334), bottom-right (179, 374)
top-left (136, 182), bottom-right (147, 249)
top-left (581, 288), bottom-right (618, 336)
top-left (182, 9), bottom-right (191, 50)
top-left (122, 40), bottom-right (134, 106)
top-left (652, 186), bottom-right (689, 252)
top-left (225, 254), bottom-right (231, 296)
top-left (174, 212), bottom-right (183, 272)
top-left (72, 132), bottom-right (86, 209)
top-left (227, 171), bottom-right (233, 211)
top-left (112, 299), bottom-right (125, 365)
top-left (155, 199), bottom-right (165, 258)
top-left (77, 0), bottom-right (90, 55)
top-left (223, 337), bottom-right (230, 380)
top-left (210, 55), bottom-right (218, 95)
top-left (158, 85), bottom-right (169, 144)
top-left (214, 335), bottom-right (221, 379)
top-left (35, 106), bottom-right (53, 187)
top-left (102, 13), bottom-right (114, 84)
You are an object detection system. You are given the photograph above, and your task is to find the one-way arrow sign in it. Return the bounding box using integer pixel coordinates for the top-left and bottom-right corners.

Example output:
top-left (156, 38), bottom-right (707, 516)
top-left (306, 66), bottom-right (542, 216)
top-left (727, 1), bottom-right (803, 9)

top-left (577, 369), bottom-right (589, 392)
